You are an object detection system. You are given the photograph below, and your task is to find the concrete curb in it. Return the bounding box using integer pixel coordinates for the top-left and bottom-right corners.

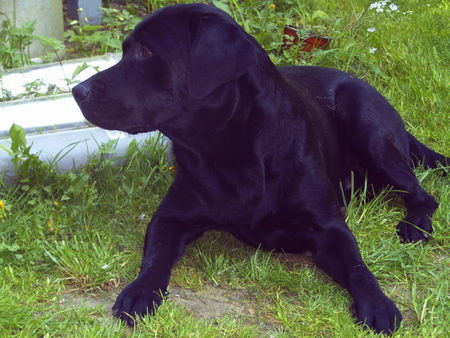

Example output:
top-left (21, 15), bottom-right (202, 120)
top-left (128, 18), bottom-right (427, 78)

top-left (0, 54), bottom-right (157, 179)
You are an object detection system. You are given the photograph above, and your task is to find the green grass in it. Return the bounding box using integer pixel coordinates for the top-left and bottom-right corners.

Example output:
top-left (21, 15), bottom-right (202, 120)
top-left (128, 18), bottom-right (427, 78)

top-left (1, 0), bottom-right (449, 336)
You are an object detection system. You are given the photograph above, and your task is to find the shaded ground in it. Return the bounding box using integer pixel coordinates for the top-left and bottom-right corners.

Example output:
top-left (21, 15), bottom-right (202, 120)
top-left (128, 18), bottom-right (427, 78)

top-left (59, 285), bottom-right (278, 331)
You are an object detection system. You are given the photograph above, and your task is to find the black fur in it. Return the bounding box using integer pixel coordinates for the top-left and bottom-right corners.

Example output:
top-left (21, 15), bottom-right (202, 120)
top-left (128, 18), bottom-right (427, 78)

top-left (72, 4), bottom-right (448, 334)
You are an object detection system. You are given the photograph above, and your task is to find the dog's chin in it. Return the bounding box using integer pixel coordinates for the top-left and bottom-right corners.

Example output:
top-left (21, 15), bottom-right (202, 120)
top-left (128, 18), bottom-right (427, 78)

top-left (83, 116), bottom-right (155, 135)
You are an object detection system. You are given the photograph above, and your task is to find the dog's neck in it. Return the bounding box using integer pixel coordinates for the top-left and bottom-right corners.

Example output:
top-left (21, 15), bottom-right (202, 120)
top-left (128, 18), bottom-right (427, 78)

top-left (162, 69), bottom-right (309, 175)
top-left (165, 65), bottom-right (303, 145)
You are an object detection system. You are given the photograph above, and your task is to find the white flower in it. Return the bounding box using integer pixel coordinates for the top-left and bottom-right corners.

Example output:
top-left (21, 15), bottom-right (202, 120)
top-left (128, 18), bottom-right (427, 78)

top-left (369, 47), bottom-right (378, 54)
top-left (369, 2), bottom-right (384, 12)
top-left (389, 4), bottom-right (399, 11)
top-left (369, 1), bottom-right (389, 9)
top-left (367, 27), bottom-right (376, 32)
top-left (369, 1), bottom-right (398, 13)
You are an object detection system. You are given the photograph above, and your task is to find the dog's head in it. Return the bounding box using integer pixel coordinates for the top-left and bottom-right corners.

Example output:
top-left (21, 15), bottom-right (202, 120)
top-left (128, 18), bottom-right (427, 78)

top-left (72, 4), bottom-right (266, 135)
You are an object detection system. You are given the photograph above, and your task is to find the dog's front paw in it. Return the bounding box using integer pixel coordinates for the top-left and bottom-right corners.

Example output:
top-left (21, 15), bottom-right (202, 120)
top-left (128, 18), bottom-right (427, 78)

top-left (113, 279), bottom-right (165, 326)
top-left (396, 218), bottom-right (432, 243)
top-left (352, 295), bottom-right (402, 335)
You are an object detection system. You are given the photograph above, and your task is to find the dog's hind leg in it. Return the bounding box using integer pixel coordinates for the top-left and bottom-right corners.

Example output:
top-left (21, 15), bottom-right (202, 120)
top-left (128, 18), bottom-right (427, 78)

top-left (407, 132), bottom-right (449, 172)
top-left (335, 81), bottom-right (439, 242)
top-left (361, 134), bottom-right (438, 242)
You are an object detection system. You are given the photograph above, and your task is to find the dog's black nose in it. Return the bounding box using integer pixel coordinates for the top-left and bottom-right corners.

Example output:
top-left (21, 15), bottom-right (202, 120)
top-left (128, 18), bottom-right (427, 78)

top-left (72, 82), bottom-right (90, 102)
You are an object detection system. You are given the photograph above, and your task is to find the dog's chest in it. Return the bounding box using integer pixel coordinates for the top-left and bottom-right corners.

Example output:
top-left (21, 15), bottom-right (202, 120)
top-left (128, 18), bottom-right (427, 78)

top-left (197, 168), bottom-right (298, 228)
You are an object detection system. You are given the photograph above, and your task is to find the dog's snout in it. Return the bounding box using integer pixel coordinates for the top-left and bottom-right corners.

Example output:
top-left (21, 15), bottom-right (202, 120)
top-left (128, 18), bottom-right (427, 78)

top-left (72, 81), bottom-right (106, 102)
top-left (72, 82), bottom-right (90, 102)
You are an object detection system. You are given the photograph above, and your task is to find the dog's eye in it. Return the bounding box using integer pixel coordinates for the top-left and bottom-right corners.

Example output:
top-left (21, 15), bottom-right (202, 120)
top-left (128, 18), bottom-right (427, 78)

top-left (140, 46), bottom-right (154, 58)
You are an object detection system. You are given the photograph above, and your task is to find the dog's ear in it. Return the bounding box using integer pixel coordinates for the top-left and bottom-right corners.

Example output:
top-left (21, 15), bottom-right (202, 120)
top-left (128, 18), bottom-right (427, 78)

top-left (188, 12), bottom-right (256, 99)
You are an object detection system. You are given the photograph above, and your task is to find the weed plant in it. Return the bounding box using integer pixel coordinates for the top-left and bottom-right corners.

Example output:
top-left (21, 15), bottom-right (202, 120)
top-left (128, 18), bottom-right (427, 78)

top-left (0, 16), bottom-right (65, 70)
top-left (0, 0), bottom-right (449, 336)
top-left (0, 18), bottom-right (35, 69)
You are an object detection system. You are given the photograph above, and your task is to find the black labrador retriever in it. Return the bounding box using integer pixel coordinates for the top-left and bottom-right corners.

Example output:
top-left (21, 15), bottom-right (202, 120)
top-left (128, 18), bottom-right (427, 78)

top-left (72, 3), bottom-right (448, 334)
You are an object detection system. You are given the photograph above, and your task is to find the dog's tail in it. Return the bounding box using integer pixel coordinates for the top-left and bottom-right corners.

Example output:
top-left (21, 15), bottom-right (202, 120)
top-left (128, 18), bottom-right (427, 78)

top-left (408, 132), bottom-right (449, 173)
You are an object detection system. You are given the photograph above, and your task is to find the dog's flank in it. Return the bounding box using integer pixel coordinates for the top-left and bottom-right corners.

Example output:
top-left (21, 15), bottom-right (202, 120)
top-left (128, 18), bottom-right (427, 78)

top-left (72, 3), bottom-right (448, 335)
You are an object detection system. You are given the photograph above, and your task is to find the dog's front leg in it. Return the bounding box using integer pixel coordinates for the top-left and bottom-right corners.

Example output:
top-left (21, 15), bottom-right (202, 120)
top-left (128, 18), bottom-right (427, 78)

top-left (312, 225), bottom-right (402, 334)
top-left (113, 215), bottom-right (203, 325)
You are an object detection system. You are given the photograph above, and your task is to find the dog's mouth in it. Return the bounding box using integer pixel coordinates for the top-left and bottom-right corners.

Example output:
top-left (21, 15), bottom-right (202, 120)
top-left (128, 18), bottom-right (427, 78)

top-left (123, 115), bottom-right (179, 135)
top-left (124, 124), bottom-right (155, 135)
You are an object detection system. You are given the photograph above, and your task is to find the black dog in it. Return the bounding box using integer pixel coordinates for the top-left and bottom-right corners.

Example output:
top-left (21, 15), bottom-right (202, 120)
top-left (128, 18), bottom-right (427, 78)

top-left (72, 3), bottom-right (448, 334)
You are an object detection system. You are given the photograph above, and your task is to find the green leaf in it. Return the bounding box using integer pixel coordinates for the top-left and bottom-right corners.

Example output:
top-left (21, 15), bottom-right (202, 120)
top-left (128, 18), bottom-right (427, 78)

top-left (35, 35), bottom-right (65, 51)
top-left (80, 25), bottom-right (103, 32)
top-left (212, 1), bottom-right (231, 14)
top-left (104, 38), bottom-right (122, 50)
top-left (0, 243), bottom-right (20, 253)
top-left (9, 124), bottom-right (27, 153)
top-left (71, 62), bottom-right (90, 79)
top-left (0, 143), bottom-right (13, 155)
top-left (368, 64), bottom-right (386, 77)
top-left (312, 10), bottom-right (328, 20)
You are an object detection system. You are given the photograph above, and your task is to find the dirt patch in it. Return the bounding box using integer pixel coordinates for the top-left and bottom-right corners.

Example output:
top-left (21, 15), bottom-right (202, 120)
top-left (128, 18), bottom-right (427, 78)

top-left (59, 285), bottom-right (275, 330)
top-left (170, 286), bottom-right (254, 320)
top-left (59, 291), bottom-right (116, 310)
top-left (276, 252), bottom-right (314, 270)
